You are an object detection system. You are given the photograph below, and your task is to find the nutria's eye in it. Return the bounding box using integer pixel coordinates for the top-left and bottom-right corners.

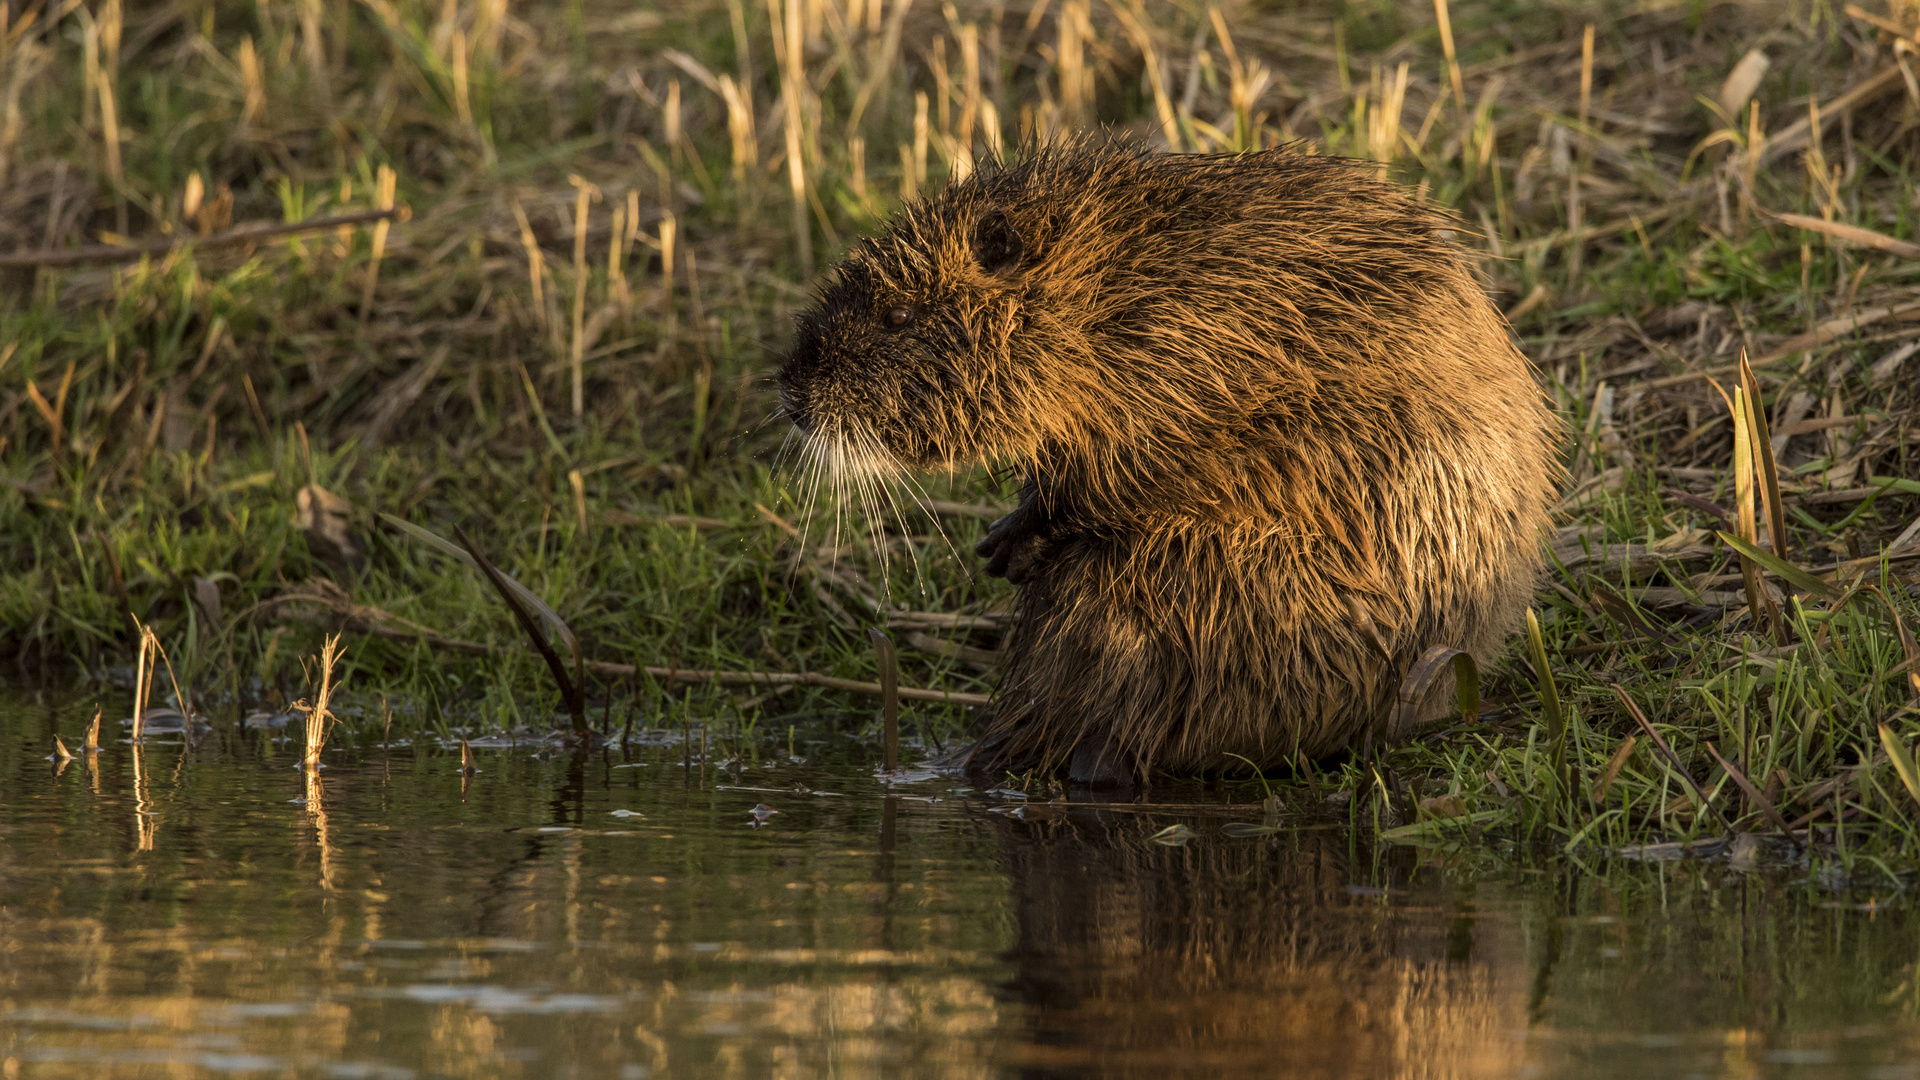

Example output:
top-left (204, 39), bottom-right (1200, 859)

top-left (884, 306), bottom-right (913, 329)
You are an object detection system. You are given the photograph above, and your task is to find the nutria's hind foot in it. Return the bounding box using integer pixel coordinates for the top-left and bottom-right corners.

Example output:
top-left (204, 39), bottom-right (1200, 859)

top-left (959, 735), bottom-right (1139, 794)
top-left (1067, 739), bottom-right (1137, 790)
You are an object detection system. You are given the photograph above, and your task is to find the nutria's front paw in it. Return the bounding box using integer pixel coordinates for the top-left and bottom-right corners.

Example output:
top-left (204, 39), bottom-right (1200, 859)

top-left (977, 517), bottom-right (1035, 584)
top-left (977, 504), bottom-right (1054, 584)
top-left (997, 535), bottom-right (1052, 584)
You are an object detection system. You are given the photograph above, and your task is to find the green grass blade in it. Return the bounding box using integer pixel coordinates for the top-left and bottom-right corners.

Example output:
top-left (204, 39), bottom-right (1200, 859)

top-left (1716, 530), bottom-right (1842, 600)
top-left (1878, 724), bottom-right (1920, 809)
top-left (379, 512), bottom-right (579, 652)
top-left (1453, 651), bottom-right (1480, 722)
top-left (1525, 609), bottom-right (1563, 738)
top-left (1739, 350), bottom-right (1790, 562)
top-left (1868, 476), bottom-right (1920, 497)
top-left (1526, 608), bottom-right (1570, 812)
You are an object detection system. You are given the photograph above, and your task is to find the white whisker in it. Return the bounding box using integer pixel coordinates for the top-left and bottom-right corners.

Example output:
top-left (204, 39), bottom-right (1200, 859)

top-left (776, 411), bottom-right (968, 611)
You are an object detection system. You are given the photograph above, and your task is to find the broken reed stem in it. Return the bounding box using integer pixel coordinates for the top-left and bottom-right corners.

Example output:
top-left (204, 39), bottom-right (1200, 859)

top-left (237, 35), bottom-right (263, 129)
top-left (299, 0), bottom-right (330, 104)
top-left (719, 73), bottom-right (757, 181)
top-left (623, 189), bottom-right (640, 268)
top-left (359, 165), bottom-right (397, 319)
top-left (511, 198), bottom-right (548, 329)
top-left (1, 22), bottom-right (23, 184)
top-left (1431, 0), bottom-right (1466, 116)
top-left (658, 211), bottom-right (677, 339)
top-left (154, 635), bottom-right (190, 736)
top-left (1566, 23), bottom-right (1595, 289)
top-left (81, 10), bottom-right (98, 134)
top-left (622, 682), bottom-right (638, 747)
top-left (130, 617), bottom-right (158, 740)
top-left (95, 69), bottom-right (125, 234)
top-left (302, 633), bottom-right (344, 771)
top-left (85, 706), bottom-right (101, 753)
top-left (569, 468), bottom-right (589, 536)
top-left (24, 360), bottom-right (72, 459)
top-left (1731, 385), bottom-right (1770, 623)
top-left (568, 174), bottom-right (599, 417)
top-left (870, 628), bottom-right (899, 774)
top-left (772, 0), bottom-right (813, 270)
top-left (1739, 350), bottom-right (1790, 562)
top-left (1591, 733), bottom-right (1638, 804)
top-left (608, 202), bottom-right (629, 314)
top-left (1525, 608), bottom-right (1570, 815)
top-left (1207, 7), bottom-right (1250, 150)
top-left (451, 26), bottom-right (474, 134)
top-left (1112, 4), bottom-right (1180, 150)
top-left (0, 208), bottom-right (404, 268)
top-left (451, 523), bottom-right (589, 738)
top-left (1712, 357), bottom-right (1790, 637)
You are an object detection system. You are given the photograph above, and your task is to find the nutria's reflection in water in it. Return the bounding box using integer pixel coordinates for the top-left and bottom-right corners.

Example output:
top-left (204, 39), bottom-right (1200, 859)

top-left (983, 805), bottom-right (1526, 1079)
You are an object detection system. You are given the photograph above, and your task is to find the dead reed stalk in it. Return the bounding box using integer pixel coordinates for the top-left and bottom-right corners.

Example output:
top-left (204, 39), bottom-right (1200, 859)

top-left (568, 173), bottom-right (600, 416)
top-left (299, 634), bottom-right (345, 772)
top-left (130, 618), bottom-right (159, 740)
top-left (359, 165), bottom-right (397, 319)
top-left (870, 628), bottom-right (899, 774)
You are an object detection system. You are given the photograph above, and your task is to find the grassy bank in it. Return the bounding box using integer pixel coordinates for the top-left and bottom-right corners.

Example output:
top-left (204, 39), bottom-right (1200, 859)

top-left (3, 0), bottom-right (1919, 865)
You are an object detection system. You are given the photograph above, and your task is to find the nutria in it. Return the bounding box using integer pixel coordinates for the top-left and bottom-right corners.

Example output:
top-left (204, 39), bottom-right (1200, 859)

top-left (777, 141), bottom-right (1560, 784)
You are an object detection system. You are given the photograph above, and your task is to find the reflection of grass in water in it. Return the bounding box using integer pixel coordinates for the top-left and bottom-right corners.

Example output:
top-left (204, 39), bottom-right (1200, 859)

top-left (2, 1), bottom-right (1919, 863)
top-left (297, 636), bottom-right (342, 892)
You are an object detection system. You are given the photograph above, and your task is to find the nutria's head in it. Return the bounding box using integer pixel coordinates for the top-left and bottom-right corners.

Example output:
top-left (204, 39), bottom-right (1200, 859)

top-left (777, 186), bottom-right (1037, 480)
top-left (778, 141), bottom-right (1501, 515)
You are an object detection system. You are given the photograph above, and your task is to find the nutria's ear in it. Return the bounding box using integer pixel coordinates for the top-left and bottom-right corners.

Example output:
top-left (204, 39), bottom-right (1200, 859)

top-left (973, 209), bottom-right (1025, 276)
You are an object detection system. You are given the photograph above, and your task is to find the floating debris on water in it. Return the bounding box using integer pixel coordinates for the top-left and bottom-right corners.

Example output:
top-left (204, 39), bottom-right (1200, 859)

top-left (1616, 836), bottom-right (1733, 862)
top-left (1149, 824), bottom-right (1198, 846)
top-left (122, 708), bottom-right (211, 738)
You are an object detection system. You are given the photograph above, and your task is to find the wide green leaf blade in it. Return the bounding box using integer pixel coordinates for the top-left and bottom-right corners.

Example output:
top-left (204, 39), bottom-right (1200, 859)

top-left (1716, 530), bottom-right (1842, 600)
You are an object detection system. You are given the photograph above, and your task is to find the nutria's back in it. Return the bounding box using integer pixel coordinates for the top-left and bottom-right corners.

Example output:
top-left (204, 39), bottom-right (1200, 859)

top-left (779, 142), bottom-right (1561, 781)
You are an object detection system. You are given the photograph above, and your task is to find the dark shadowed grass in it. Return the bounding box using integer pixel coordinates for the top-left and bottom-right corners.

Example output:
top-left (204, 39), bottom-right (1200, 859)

top-left (2, 0), bottom-right (1919, 867)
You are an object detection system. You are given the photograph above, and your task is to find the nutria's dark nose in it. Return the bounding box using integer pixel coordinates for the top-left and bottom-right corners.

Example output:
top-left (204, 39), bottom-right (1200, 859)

top-left (775, 362), bottom-right (813, 432)
top-left (779, 383), bottom-right (812, 432)
top-left (780, 316), bottom-right (830, 431)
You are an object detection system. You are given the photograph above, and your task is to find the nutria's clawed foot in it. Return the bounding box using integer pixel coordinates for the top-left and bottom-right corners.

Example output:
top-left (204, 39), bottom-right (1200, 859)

top-left (958, 734), bottom-right (1138, 792)
top-left (1068, 740), bottom-right (1136, 789)
top-left (977, 498), bottom-right (1050, 584)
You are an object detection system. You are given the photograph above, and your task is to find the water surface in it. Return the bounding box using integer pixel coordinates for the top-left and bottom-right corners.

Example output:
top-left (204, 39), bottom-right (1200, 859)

top-left (2, 689), bottom-right (1918, 1078)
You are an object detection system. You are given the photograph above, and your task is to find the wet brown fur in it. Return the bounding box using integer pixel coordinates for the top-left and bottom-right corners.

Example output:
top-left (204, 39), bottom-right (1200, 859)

top-left (777, 141), bottom-right (1561, 781)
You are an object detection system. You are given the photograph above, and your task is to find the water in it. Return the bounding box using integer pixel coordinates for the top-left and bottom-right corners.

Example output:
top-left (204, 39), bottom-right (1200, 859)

top-left (4, 690), bottom-right (1920, 1079)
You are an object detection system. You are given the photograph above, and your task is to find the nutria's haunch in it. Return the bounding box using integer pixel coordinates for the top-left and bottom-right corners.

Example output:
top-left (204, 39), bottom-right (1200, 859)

top-left (777, 141), bottom-right (1561, 784)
